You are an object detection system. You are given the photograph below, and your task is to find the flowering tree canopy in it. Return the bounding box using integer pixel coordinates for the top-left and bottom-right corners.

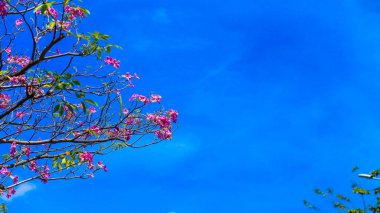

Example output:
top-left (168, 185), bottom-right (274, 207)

top-left (0, 0), bottom-right (178, 199)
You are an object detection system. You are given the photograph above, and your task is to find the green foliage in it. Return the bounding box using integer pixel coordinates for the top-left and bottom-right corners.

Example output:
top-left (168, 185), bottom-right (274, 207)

top-left (305, 167), bottom-right (380, 212)
top-left (0, 203), bottom-right (7, 213)
top-left (353, 187), bottom-right (370, 195)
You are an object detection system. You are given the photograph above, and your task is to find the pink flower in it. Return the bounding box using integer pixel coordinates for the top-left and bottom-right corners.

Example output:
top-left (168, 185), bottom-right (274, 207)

top-left (16, 111), bottom-right (26, 119)
top-left (0, 1), bottom-right (7, 18)
top-left (97, 161), bottom-right (108, 172)
top-left (134, 73), bottom-right (140, 79)
top-left (29, 161), bottom-right (38, 172)
top-left (0, 167), bottom-right (8, 175)
top-left (122, 72), bottom-right (133, 80)
top-left (47, 7), bottom-right (58, 19)
top-left (79, 151), bottom-right (93, 163)
top-left (0, 93), bottom-right (10, 109)
top-left (7, 56), bottom-right (30, 67)
top-left (154, 128), bottom-right (172, 140)
top-left (23, 145), bottom-right (30, 157)
top-left (168, 109), bottom-right (178, 123)
top-left (129, 94), bottom-right (149, 104)
top-left (150, 94), bottom-right (162, 103)
top-left (10, 142), bottom-right (17, 156)
top-left (40, 165), bottom-right (50, 183)
top-left (10, 75), bottom-right (26, 85)
top-left (89, 107), bottom-right (97, 114)
top-left (4, 47), bottom-right (10, 55)
top-left (11, 175), bottom-right (18, 184)
top-left (15, 18), bottom-right (23, 26)
top-left (6, 188), bottom-right (16, 199)
top-left (104, 56), bottom-right (120, 69)
top-left (122, 108), bottom-right (129, 115)
top-left (90, 125), bottom-right (101, 135)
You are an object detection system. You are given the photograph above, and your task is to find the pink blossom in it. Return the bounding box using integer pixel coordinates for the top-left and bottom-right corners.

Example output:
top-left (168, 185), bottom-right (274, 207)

top-left (134, 73), bottom-right (140, 79)
top-left (88, 162), bottom-right (94, 170)
top-left (23, 145), bottom-right (30, 157)
top-left (90, 125), bottom-right (101, 135)
top-left (146, 113), bottom-right (156, 121)
top-left (57, 21), bottom-right (71, 30)
top-left (46, 7), bottom-right (58, 19)
top-left (97, 161), bottom-right (108, 172)
top-left (29, 161), bottom-right (38, 172)
top-left (0, 93), bottom-right (10, 109)
top-left (15, 18), bottom-right (23, 26)
top-left (10, 75), bottom-right (26, 85)
top-left (79, 151), bottom-right (93, 163)
top-left (16, 111), bottom-right (26, 119)
top-left (10, 175), bottom-right (18, 184)
top-left (7, 56), bottom-right (30, 67)
top-left (6, 188), bottom-right (16, 199)
top-left (4, 47), bottom-right (10, 55)
top-left (89, 107), bottom-right (97, 114)
top-left (154, 128), bottom-right (172, 140)
top-left (0, 167), bottom-right (8, 175)
top-left (0, 1), bottom-right (7, 18)
top-left (122, 72), bottom-right (133, 80)
top-left (40, 165), bottom-right (50, 183)
top-left (129, 94), bottom-right (149, 104)
top-left (10, 142), bottom-right (16, 156)
top-left (104, 56), bottom-right (120, 69)
top-left (150, 94), bottom-right (162, 103)
top-left (122, 108), bottom-right (129, 115)
top-left (168, 109), bottom-right (178, 123)
top-left (65, 6), bottom-right (85, 20)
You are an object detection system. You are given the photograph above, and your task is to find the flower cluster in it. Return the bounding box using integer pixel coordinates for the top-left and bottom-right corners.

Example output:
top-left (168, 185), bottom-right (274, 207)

top-left (129, 94), bottom-right (164, 104)
top-left (10, 142), bottom-right (17, 157)
top-left (46, 7), bottom-right (58, 19)
top-left (10, 75), bottom-right (26, 85)
top-left (0, 1), bottom-right (7, 18)
top-left (129, 94), bottom-right (149, 104)
top-left (104, 56), bottom-right (120, 69)
top-left (7, 55), bottom-right (30, 67)
top-left (64, 5), bottom-right (85, 20)
top-left (121, 72), bottom-right (140, 87)
top-left (146, 110), bottom-right (178, 140)
top-left (39, 165), bottom-right (50, 184)
top-left (0, 93), bottom-right (10, 109)
top-left (15, 18), bottom-right (23, 26)
top-left (150, 94), bottom-right (162, 103)
top-left (107, 128), bottom-right (132, 141)
top-left (29, 161), bottom-right (38, 172)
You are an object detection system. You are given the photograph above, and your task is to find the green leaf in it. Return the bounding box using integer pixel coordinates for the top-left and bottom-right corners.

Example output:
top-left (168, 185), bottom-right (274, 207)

top-left (72, 79), bottom-right (81, 86)
top-left (303, 200), bottom-right (318, 211)
top-left (2, 154), bottom-right (9, 160)
top-left (84, 99), bottom-right (98, 106)
top-left (81, 101), bottom-right (87, 113)
top-left (333, 201), bottom-right (347, 210)
top-left (337, 194), bottom-right (350, 202)
top-left (58, 104), bottom-right (64, 116)
top-left (353, 187), bottom-right (370, 195)
top-left (53, 105), bottom-right (60, 113)
top-left (57, 163), bottom-right (62, 171)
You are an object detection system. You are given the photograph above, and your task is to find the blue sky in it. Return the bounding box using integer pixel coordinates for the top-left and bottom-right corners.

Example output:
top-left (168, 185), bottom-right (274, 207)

top-left (7, 0), bottom-right (380, 212)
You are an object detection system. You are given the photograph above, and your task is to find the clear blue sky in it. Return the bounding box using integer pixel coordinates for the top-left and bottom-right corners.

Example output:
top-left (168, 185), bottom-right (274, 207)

top-left (6, 0), bottom-right (380, 212)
